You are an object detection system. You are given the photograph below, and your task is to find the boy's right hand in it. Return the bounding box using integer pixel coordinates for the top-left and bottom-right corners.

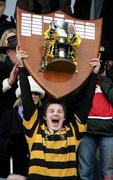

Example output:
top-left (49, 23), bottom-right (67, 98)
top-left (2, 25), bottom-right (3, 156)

top-left (16, 45), bottom-right (28, 67)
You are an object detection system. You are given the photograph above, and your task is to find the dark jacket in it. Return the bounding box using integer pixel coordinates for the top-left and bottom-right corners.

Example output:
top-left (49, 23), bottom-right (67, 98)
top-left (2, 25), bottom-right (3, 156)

top-left (16, 0), bottom-right (72, 14)
top-left (0, 14), bottom-right (15, 38)
top-left (73, 0), bottom-right (113, 45)
top-left (0, 107), bottom-right (29, 178)
top-left (16, 0), bottom-right (59, 13)
top-left (87, 74), bottom-right (113, 136)
top-left (100, 76), bottom-right (113, 105)
top-left (0, 56), bottom-right (17, 120)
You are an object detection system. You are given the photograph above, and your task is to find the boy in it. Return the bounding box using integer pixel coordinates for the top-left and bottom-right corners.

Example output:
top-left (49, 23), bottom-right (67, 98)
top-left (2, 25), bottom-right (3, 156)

top-left (16, 49), bottom-right (100, 179)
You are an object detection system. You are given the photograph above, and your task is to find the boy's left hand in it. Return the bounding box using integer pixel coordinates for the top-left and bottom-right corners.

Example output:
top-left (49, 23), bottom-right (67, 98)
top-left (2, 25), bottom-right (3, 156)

top-left (90, 54), bottom-right (101, 74)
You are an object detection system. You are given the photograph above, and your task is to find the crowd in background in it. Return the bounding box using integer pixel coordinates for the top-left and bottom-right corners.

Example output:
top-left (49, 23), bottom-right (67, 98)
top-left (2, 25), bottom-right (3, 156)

top-left (0, 0), bottom-right (113, 180)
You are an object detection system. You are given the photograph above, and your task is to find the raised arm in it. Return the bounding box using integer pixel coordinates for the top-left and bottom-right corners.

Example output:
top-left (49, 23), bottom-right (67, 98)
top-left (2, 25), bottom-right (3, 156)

top-left (66, 55), bottom-right (101, 124)
top-left (16, 48), bottom-right (36, 120)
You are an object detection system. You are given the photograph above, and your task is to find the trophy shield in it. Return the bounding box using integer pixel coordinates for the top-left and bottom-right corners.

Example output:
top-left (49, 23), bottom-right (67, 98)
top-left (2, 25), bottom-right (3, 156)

top-left (16, 7), bottom-right (102, 99)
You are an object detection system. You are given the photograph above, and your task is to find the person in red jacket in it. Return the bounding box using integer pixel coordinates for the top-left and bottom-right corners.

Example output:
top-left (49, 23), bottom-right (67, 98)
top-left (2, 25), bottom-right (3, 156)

top-left (78, 43), bottom-right (113, 180)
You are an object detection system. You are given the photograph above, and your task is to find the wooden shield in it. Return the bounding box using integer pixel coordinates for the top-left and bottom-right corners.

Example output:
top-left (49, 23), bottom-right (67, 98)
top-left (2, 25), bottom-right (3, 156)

top-left (16, 7), bottom-right (102, 99)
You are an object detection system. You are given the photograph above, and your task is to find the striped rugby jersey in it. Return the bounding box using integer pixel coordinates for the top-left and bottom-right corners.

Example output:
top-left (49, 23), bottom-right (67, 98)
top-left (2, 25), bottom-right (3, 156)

top-left (23, 110), bottom-right (86, 179)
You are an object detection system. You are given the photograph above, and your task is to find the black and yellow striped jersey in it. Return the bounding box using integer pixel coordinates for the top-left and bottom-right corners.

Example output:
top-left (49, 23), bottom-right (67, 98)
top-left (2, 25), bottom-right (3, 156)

top-left (19, 68), bottom-right (96, 180)
top-left (23, 110), bottom-right (86, 179)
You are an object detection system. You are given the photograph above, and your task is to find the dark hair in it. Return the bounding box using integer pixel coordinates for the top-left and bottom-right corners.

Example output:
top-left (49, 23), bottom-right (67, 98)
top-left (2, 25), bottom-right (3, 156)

top-left (43, 97), bottom-right (66, 118)
top-left (100, 41), bottom-right (113, 61)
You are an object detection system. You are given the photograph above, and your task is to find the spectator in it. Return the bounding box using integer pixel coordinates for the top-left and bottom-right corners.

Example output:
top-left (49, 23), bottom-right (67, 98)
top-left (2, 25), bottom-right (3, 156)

top-left (78, 44), bottom-right (113, 180)
top-left (0, 74), bottom-right (45, 178)
top-left (0, 28), bottom-right (16, 48)
top-left (73, 0), bottom-right (113, 51)
top-left (0, 0), bottom-right (15, 40)
top-left (15, 48), bottom-right (100, 180)
top-left (0, 31), bottom-right (18, 120)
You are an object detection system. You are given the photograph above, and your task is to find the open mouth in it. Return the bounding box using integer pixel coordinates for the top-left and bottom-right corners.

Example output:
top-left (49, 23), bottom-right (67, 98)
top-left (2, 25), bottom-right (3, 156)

top-left (52, 118), bottom-right (59, 127)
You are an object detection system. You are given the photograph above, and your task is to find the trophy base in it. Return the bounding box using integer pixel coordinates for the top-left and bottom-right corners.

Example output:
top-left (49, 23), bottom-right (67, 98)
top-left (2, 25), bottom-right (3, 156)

top-left (46, 58), bottom-right (76, 73)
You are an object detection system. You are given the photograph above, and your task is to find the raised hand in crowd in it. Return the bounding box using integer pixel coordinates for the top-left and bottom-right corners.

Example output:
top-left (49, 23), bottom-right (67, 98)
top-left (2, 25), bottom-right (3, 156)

top-left (7, 64), bottom-right (19, 87)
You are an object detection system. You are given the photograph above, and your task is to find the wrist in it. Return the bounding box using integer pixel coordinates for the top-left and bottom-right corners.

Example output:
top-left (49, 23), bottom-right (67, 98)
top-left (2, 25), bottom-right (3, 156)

top-left (8, 78), bottom-right (13, 86)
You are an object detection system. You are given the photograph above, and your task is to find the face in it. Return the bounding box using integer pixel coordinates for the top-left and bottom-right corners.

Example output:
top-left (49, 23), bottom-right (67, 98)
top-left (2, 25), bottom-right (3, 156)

top-left (0, 1), bottom-right (5, 17)
top-left (32, 92), bottom-right (40, 105)
top-left (45, 103), bottom-right (65, 132)
top-left (6, 49), bottom-right (16, 64)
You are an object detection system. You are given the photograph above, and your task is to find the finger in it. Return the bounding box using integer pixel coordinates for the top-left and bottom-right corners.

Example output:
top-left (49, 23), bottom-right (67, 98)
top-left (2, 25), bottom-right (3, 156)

top-left (16, 45), bottom-right (20, 53)
top-left (98, 53), bottom-right (101, 60)
top-left (91, 58), bottom-right (99, 62)
top-left (90, 61), bottom-right (100, 65)
top-left (12, 64), bottom-right (17, 70)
